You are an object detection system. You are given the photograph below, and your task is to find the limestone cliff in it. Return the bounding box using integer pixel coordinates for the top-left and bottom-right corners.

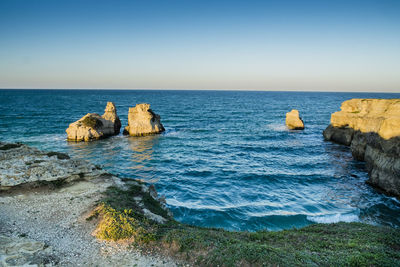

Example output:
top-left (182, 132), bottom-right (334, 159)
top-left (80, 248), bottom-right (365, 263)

top-left (66, 102), bottom-right (121, 141)
top-left (123, 103), bottom-right (165, 136)
top-left (323, 99), bottom-right (400, 197)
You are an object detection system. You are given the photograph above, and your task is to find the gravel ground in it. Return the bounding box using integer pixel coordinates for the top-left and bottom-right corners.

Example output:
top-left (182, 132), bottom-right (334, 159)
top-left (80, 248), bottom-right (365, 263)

top-left (0, 177), bottom-right (178, 266)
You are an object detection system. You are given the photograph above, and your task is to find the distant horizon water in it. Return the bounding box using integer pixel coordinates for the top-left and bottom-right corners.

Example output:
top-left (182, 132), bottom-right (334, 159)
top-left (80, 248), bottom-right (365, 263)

top-left (1, 88), bottom-right (399, 93)
top-left (0, 89), bottom-right (399, 231)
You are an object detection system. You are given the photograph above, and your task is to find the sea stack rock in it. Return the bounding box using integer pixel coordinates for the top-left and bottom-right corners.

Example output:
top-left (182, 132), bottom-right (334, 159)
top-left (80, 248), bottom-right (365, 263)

top-left (286, 109), bottom-right (305, 130)
top-left (323, 99), bottom-right (400, 197)
top-left (102, 102), bottom-right (122, 134)
top-left (66, 102), bottom-right (121, 141)
top-left (123, 103), bottom-right (165, 136)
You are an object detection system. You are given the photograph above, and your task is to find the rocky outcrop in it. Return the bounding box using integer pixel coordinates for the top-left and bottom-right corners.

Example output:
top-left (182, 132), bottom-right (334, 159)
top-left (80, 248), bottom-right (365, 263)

top-left (323, 99), bottom-right (400, 197)
top-left (0, 141), bottom-right (106, 190)
top-left (286, 109), bottom-right (305, 130)
top-left (66, 102), bottom-right (121, 141)
top-left (123, 104), bottom-right (165, 136)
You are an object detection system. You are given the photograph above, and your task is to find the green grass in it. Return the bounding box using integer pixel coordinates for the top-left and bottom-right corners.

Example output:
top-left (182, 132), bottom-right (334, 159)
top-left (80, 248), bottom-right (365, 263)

top-left (89, 204), bottom-right (157, 242)
top-left (81, 115), bottom-right (103, 128)
top-left (91, 184), bottom-right (400, 266)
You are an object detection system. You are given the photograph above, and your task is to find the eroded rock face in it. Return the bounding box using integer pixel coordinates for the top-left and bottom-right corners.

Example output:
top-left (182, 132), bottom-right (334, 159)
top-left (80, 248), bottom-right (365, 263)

top-left (66, 102), bottom-right (121, 141)
top-left (123, 104), bottom-right (165, 136)
top-left (323, 99), bottom-right (400, 197)
top-left (286, 109), bottom-right (305, 130)
top-left (0, 141), bottom-right (106, 190)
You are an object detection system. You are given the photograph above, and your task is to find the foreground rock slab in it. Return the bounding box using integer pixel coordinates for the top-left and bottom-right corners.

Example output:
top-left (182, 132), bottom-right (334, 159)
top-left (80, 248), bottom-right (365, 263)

top-left (286, 109), bottom-right (305, 130)
top-left (0, 234), bottom-right (56, 266)
top-left (323, 99), bottom-right (400, 197)
top-left (123, 103), bottom-right (165, 136)
top-left (0, 142), bottom-right (105, 190)
top-left (66, 102), bottom-right (121, 141)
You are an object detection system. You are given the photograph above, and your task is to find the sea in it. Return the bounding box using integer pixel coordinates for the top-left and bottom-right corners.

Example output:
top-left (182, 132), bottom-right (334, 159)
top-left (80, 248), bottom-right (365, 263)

top-left (1, 89), bottom-right (399, 231)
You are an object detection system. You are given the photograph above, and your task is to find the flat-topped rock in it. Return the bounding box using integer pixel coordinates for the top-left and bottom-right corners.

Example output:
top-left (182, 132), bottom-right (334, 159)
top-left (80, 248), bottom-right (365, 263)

top-left (66, 102), bottom-right (121, 141)
top-left (323, 98), bottom-right (400, 197)
top-left (286, 109), bottom-right (305, 130)
top-left (329, 99), bottom-right (400, 140)
top-left (123, 104), bottom-right (165, 136)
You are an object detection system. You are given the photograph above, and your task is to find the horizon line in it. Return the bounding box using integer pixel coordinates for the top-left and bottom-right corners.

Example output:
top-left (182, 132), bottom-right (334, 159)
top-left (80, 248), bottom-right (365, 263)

top-left (1, 88), bottom-right (399, 93)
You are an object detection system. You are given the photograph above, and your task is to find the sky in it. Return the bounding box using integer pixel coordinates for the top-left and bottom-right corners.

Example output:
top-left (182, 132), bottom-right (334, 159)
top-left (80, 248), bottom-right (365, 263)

top-left (0, 0), bottom-right (399, 92)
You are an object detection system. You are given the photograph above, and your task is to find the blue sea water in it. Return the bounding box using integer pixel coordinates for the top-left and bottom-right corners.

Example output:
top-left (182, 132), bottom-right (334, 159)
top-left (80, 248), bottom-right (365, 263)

top-left (1, 89), bottom-right (399, 231)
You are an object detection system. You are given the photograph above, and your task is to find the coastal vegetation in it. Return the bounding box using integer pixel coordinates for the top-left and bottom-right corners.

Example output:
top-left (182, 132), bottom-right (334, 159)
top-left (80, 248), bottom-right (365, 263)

top-left (91, 182), bottom-right (400, 266)
top-left (81, 115), bottom-right (104, 128)
top-left (66, 102), bottom-right (121, 141)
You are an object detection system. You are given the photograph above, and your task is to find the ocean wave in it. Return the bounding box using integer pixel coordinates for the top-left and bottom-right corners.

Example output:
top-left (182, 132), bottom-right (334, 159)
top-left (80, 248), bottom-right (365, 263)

top-left (307, 213), bottom-right (359, 224)
top-left (266, 123), bottom-right (287, 132)
top-left (167, 198), bottom-right (287, 211)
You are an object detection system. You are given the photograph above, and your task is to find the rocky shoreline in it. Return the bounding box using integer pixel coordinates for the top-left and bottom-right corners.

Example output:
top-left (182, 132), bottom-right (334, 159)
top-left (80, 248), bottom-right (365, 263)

top-left (1, 141), bottom-right (400, 266)
top-left (0, 142), bottom-right (176, 266)
top-left (323, 99), bottom-right (400, 197)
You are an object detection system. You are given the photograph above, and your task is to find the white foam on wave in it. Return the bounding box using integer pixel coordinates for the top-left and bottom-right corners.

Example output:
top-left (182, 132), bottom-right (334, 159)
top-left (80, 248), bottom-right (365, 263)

top-left (266, 123), bottom-right (287, 132)
top-left (164, 129), bottom-right (181, 136)
top-left (307, 213), bottom-right (359, 224)
top-left (167, 198), bottom-right (287, 211)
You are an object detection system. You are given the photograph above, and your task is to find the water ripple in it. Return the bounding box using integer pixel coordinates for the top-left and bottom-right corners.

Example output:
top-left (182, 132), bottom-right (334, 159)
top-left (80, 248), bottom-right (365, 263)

top-left (1, 89), bottom-right (400, 231)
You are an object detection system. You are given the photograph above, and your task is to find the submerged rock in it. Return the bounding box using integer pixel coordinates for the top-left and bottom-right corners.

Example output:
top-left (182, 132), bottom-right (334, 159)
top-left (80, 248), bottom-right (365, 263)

top-left (323, 99), bottom-right (400, 197)
top-left (286, 109), bottom-right (305, 130)
top-left (123, 104), bottom-right (165, 136)
top-left (66, 102), bottom-right (121, 141)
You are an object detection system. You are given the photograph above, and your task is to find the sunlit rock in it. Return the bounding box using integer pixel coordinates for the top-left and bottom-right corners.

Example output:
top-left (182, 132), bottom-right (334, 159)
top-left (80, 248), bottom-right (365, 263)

top-left (102, 102), bottom-right (122, 134)
top-left (66, 102), bottom-right (121, 141)
top-left (285, 109), bottom-right (305, 130)
top-left (328, 99), bottom-right (400, 140)
top-left (123, 104), bottom-right (165, 136)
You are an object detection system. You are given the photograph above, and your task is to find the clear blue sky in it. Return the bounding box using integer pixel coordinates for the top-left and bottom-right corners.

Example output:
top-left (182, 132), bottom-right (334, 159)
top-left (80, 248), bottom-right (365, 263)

top-left (0, 0), bottom-right (399, 91)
